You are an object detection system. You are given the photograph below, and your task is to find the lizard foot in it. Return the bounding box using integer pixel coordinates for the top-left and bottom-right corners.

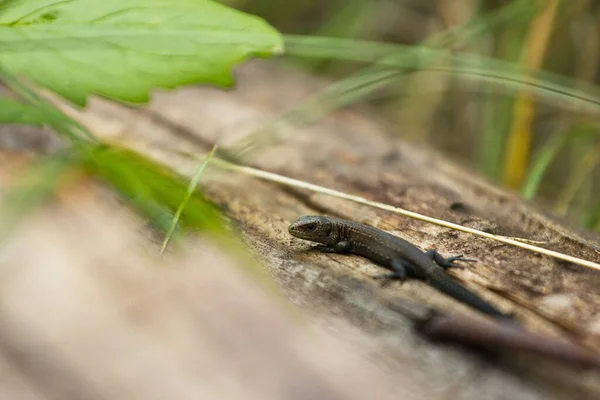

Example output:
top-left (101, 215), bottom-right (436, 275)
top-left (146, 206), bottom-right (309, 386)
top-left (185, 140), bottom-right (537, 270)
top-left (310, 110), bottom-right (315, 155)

top-left (426, 250), bottom-right (476, 269)
top-left (310, 244), bottom-right (336, 253)
top-left (373, 271), bottom-right (406, 287)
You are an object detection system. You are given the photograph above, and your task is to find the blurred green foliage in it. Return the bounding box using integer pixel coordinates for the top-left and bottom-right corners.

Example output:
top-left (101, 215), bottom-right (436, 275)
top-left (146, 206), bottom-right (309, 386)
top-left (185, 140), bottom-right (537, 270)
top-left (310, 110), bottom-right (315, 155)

top-left (234, 0), bottom-right (600, 232)
top-left (2, 0), bottom-right (600, 236)
top-left (0, 0), bottom-right (280, 250)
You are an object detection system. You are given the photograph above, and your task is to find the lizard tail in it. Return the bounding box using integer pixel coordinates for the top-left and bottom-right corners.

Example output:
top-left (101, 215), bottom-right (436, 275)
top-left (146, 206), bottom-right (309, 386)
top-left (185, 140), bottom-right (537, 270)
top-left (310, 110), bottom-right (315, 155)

top-left (426, 269), bottom-right (510, 319)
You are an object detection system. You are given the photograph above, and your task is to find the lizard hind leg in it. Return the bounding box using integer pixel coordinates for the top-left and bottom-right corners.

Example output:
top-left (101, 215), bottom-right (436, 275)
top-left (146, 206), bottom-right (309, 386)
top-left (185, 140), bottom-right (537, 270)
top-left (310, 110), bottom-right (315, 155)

top-left (373, 259), bottom-right (415, 287)
top-left (425, 249), bottom-right (475, 269)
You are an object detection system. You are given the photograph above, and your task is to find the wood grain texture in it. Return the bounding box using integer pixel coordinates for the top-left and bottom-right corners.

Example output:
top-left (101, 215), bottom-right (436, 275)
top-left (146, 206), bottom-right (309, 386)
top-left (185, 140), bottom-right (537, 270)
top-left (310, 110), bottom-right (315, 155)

top-left (0, 172), bottom-right (425, 400)
top-left (2, 60), bottom-right (600, 398)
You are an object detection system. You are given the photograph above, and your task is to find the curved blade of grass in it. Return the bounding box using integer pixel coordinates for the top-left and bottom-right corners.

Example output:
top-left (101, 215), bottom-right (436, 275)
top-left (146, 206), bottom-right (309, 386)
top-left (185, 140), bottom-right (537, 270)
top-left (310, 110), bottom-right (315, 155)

top-left (0, 63), bottom-right (98, 144)
top-left (85, 143), bottom-right (277, 288)
top-left (114, 158), bottom-right (177, 233)
top-left (84, 145), bottom-right (225, 236)
top-left (522, 123), bottom-right (599, 199)
top-left (219, 35), bottom-right (600, 163)
top-left (313, 0), bottom-right (373, 40)
top-left (554, 141), bottom-right (600, 216)
top-left (161, 145), bottom-right (218, 255)
top-left (390, 0), bottom-right (539, 143)
top-left (216, 66), bottom-right (405, 161)
top-left (284, 36), bottom-right (600, 112)
top-left (0, 97), bottom-right (51, 124)
top-left (301, 0), bottom-right (374, 71)
top-left (428, 0), bottom-right (540, 49)
top-left (586, 202), bottom-right (600, 231)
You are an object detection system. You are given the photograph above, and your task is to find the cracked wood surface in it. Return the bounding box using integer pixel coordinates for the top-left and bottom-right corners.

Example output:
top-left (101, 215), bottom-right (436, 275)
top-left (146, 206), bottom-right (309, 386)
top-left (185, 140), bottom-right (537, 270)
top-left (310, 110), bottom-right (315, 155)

top-left (2, 60), bottom-right (600, 398)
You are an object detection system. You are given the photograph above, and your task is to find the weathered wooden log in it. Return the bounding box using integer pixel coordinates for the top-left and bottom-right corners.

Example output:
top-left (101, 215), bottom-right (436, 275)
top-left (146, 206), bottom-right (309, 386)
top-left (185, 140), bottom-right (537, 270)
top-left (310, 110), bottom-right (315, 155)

top-left (1, 60), bottom-right (599, 399)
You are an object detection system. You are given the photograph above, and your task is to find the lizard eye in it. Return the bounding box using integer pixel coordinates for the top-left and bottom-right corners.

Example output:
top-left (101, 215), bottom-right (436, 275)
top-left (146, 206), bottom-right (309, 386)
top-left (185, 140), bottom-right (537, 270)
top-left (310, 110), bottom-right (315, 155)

top-left (304, 223), bottom-right (317, 231)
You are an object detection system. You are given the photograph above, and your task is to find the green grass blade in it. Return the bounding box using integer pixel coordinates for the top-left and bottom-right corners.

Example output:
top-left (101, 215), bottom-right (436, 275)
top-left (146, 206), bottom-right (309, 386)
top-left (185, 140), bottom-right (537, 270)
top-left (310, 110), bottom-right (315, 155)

top-left (438, 1), bottom-right (538, 46)
top-left (84, 145), bottom-right (225, 236)
top-left (586, 202), bottom-right (600, 231)
top-left (522, 123), bottom-right (598, 199)
top-left (218, 34), bottom-right (600, 163)
top-left (284, 36), bottom-right (600, 113)
top-left (553, 141), bottom-right (600, 216)
top-left (0, 64), bottom-right (98, 144)
top-left (0, 98), bottom-right (51, 125)
top-left (161, 145), bottom-right (218, 255)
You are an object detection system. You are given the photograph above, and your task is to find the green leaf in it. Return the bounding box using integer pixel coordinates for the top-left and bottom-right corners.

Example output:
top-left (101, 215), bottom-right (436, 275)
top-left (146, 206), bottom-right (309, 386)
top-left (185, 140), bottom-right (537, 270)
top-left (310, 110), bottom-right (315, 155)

top-left (0, 98), bottom-right (50, 124)
top-left (0, 0), bottom-right (283, 105)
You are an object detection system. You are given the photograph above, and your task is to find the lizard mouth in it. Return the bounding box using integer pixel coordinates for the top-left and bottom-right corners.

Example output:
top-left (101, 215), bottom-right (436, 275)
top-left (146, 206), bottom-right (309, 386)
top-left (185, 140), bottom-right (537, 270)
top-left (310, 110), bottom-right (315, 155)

top-left (288, 220), bottom-right (316, 240)
top-left (288, 222), bottom-right (307, 239)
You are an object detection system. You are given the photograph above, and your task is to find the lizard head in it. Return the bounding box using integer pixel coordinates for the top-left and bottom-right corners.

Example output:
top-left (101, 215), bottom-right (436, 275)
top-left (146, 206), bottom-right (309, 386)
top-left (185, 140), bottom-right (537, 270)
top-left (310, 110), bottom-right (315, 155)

top-left (288, 215), bottom-right (333, 244)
